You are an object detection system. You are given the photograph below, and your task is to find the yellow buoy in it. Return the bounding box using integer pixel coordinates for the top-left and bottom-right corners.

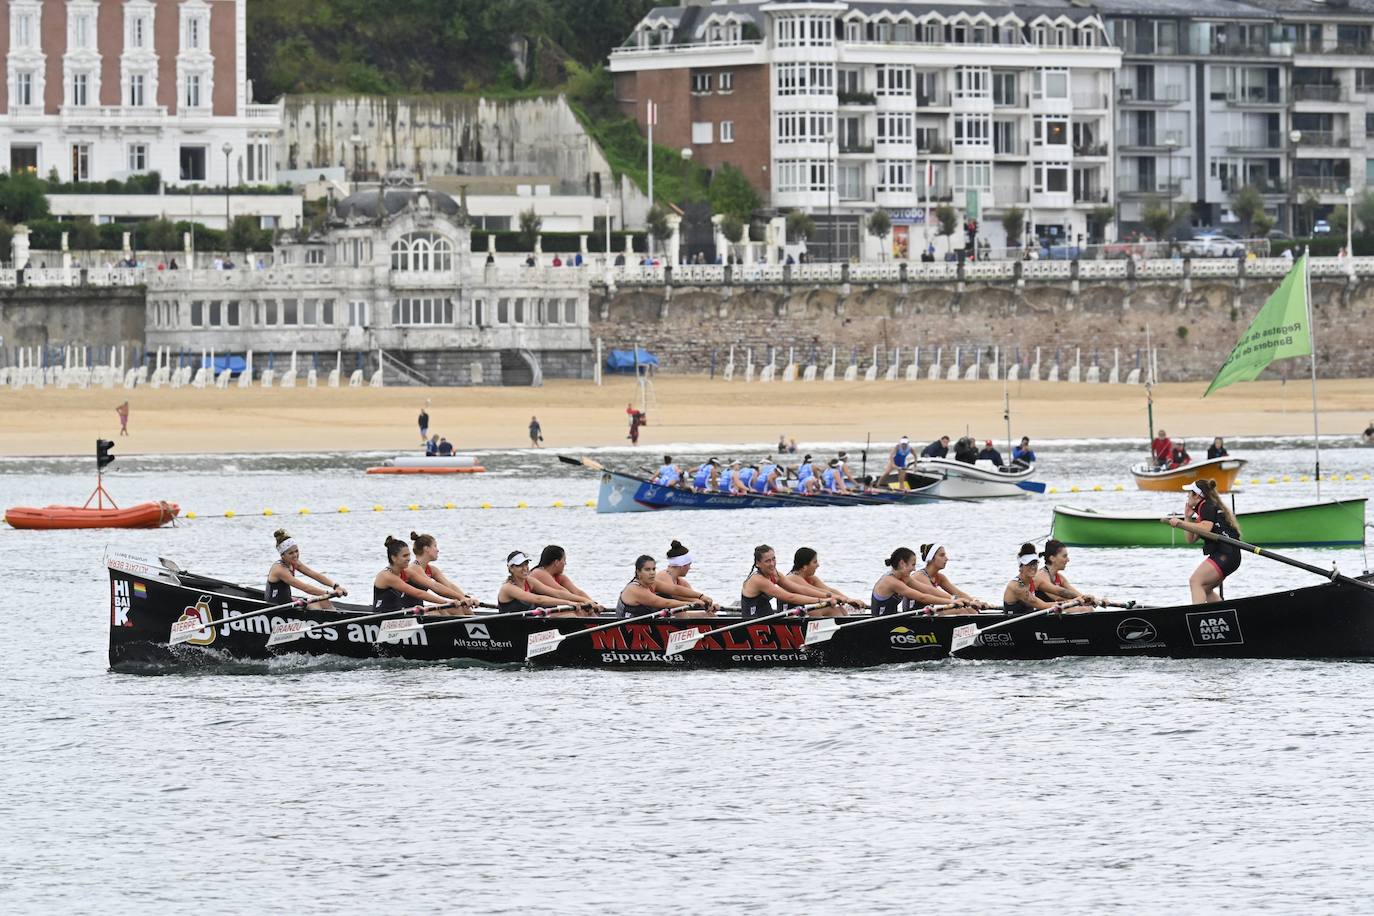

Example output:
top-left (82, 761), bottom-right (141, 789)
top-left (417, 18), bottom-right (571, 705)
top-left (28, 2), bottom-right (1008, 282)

top-left (1282, 475), bottom-right (1292, 483)
top-left (481, 502), bottom-right (492, 510)
top-left (517, 501), bottom-right (528, 509)
top-left (186, 511), bottom-right (197, 519)
top-left (1114, 484), bottom-right (1124, 492)
top-left (263, 508), bottom-right (274, 516)
top-left (444, 501), bottom-right (455, 509)
top-left (299, 508), bottom-right (310, 515)
top-left (1069, 486), bottom-right (1080, 493)
top-left (1250, 478), bottom-right (1260, 485)
top-left (1048, 487), bottom-right (1058, 494)
top-left (1299, 475), bottom-right (1309, 482)
top-left (338, 506), bottom-right (349, 513)
top-left (373, 504), bottom-right (384, 512)
top-left (1092, 484), bottom-right (1103, 492)
top-left (586, 500), bottom-right (596, 507)
top-left (408, 504), bottom-right (419, 511)
top-left (225, 510), bottom-right (236, 518)
top-left (552, 500), bottom-right (564, 508)
top-left (1346, 474), bottom-right (1354, 481)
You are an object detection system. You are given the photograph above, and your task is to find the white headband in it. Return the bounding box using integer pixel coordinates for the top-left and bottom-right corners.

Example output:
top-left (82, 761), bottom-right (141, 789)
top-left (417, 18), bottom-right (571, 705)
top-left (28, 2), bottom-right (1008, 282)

top-left (508, 552), bottom-right (531, 566)
top-left (276, 538), bottom-right (298, 555)
top-left (922, 543), bottom-right (945, 563)
top-left (1018, 552), bottom-right (1039, 566)
top-left (667, 553), bottom-right (694, 567)
top-left (1183, 482), bottom-right (1205, 497)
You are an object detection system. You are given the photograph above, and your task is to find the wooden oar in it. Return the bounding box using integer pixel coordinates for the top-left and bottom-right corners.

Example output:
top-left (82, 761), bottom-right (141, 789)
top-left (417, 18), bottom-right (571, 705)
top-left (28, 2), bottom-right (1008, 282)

top-left (266, 601), bottom-right (460, 647)
top-left (557, 454), bottom-right (606, 472)
top-left (949, 598), bottom-right (1089, 657)
top-left (664, 603), bottom-right (825, 656)
top-left (526, 604), bottom-right (697, 660)
top-left (168, 592), bottom-right (338, 645)
top-left (1185, 527), bottom-right (1374, 594)
top-left (804, 602), bottom-right (960, 646)
top-left (374, 603), bottom-right (576, 644)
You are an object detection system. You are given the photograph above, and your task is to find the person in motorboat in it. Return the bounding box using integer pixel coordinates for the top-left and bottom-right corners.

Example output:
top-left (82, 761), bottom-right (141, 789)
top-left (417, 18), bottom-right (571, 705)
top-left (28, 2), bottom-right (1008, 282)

top-left (405, 531), bottom-right (478, 616)
top-left (781, 547), bottom-right (865, 610)
top-left (872, 547), bottom-right (978, 616)
top-left (618, 555), bottom-right (712, 619)
top-left (1162, 480), bottom-right (1243, 603)
top-left (436, 437), bottom-right (454, 457)
top-left (373, 536), bottom-right (454, 613)
top-left (921, 436), bottom-right (951, 459)
top-left (952, 436), bottom-right (979, 464)
top-left (976, 440), bottom-right (1004, 467)
top-left (1003, 543), bottom-right (1092, 615)
top-left (424, 435), bottom-right (439, 457)
top-left (741, 545), bottom-right (841, 618)
top-left (1011, 436), bottom-right (1036, 467)
top-left (916, 543), bottom-right (990, 608)
top-left (1032, 540), bottom-right (1101, 606)
top-left (654, 540), bottom-right (721, 611)
top-left (266, 528), bottom-right (346, 609)
top-left (882, 436), bottom-right (916, 481)
top-left (530, 545), bottom-right (603, 615)
top-left (1151, 429), bottom-right (1172, 468)
top-left (653, 456), bottom-right (685, 488)
top-left (1170, 441), bottom-right (1191, 468)
top-left (1207, 437), bottom-right (1229, 460)
top-left (498, 551), bottom-right (588, 617)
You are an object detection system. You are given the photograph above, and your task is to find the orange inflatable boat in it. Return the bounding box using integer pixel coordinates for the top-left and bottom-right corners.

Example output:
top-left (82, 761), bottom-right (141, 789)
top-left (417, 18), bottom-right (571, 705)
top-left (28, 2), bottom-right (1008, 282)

top-left (4, 500), bottom-right (180, 530)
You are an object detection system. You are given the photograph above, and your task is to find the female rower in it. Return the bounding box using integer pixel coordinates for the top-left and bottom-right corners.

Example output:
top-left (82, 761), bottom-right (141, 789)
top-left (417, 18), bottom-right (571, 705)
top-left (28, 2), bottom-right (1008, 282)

top-left (618, 555), bottom-right (712, 619)
top-left (872, 547), bottom-right (976, 616)
top-left (654, 540), bottom-right (721, 611)
top-left (374, 536), bottom-right (452, 613)
top-left (1003, 543), bottom-right (1092, 615)
top-left (267, 528), bottom-right (345, 609)
top-left (530, 545), bottom-right (604, 615)
top-left (820, 459), bottom-right (850, 495)
top-left (405, 532), bottom-right (478, 616)
top-left (692, 459), bottom-right (719, 492)
top-left (741, 544), bottom-right (841, 618)
top-left (916, 543), bottom-right (989, 607)
top-left (1163, 480), bottom-right (1242, 603)
top-left (497, 551), bottom-right (588, 617)
top-left (781, 547), bottom-right (865, 609)
top-left (1033, 540), bottom-right (1099, 605)
top-left (753, 462), bottom-right (783, 494)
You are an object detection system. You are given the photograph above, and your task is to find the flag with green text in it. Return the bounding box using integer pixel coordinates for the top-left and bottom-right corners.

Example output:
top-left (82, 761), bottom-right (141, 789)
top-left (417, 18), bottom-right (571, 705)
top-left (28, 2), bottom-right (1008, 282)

top-left (1203, 254), bottom-right (1312, 396)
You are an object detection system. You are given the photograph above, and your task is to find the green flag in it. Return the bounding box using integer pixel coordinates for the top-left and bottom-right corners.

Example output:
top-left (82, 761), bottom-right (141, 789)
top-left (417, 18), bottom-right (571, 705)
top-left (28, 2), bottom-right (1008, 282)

top-left (1203, 254), bottom-right (1312, 396)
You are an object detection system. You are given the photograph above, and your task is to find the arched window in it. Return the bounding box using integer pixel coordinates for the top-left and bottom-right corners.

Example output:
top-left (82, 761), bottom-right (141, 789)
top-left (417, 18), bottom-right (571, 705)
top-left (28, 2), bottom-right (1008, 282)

top-left (389, 232), bottom-right (453, 272)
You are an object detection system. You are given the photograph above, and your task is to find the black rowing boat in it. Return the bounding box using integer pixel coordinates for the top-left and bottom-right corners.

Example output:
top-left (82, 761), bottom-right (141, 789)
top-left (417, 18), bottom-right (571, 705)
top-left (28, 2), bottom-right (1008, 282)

top-left (107, 554), bottom-right (1374, 670)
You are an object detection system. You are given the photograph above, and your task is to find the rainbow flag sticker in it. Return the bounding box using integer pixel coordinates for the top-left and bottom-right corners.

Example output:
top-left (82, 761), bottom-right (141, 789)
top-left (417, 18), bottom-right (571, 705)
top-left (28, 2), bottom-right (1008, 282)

top-left (133, 582), bottom-right (147, 599)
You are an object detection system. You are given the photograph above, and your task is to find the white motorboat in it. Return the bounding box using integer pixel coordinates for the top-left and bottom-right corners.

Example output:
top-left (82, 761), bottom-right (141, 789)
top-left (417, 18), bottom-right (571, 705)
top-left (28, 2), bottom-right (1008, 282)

top-left (912, 457), bottom-right (1040, 498)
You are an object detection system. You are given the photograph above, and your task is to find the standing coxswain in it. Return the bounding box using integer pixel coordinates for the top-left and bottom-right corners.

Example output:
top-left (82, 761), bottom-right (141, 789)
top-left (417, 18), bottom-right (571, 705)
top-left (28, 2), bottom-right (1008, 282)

top-left (374, 536), bottom-right (452, 612)
top-left (654, 540), bottom-right (721, 611)
top-left (498, 551), bottom-right (588, 617)
top-left (741, 545), bottom-right (840, 618)
top-left (530, 545), bottom-right (604, 615)
top-left (266, 529), bottom-right (345, 609)
top-left (404, 531), bottom-right (478, 616)
top-left (882, 436), bottom-right (916, 485)
top-left (618, 555), bottom-right (712, 619)
top-left (1163, 480), bottom-right (1243, 603)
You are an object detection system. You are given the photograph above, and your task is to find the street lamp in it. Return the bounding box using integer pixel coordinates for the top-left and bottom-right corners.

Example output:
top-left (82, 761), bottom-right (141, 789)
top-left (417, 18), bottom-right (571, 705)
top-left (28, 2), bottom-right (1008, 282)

top-left (221, 142), bottom-right (232, 240)
top-left (1345, 185), bottom-right (1355, 271)
top-left (679, 148), bottom-right (693, 264)
top-left (1288, 129), bottom-right (1303, 235)
top-left (827, 131), bottom-right (835, 262)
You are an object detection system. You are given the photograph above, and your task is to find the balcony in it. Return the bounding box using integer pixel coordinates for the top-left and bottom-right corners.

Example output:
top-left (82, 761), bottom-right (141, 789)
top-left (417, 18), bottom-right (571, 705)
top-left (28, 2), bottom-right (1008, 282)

top-left (917, 138), bottom-right (951, 155)
top-left (1294, 130), bottom-right (1350, 148)
top-left (1118, 130), bottom-right (1186, 151)
top-left (1117, 85), bottom-right (1187, 106)
top-left (1118, 38), bottom-right (1189, 56)
top-left (1073, 142), bottom-right (1110, 157)
top-left (994, 140), bottom-right (1029, 157)
top-left (837, 90), bottom-right (877, 106)
top-left (1293, 176), bottom-right (1351, 193)
top-left (1295, 40), bottom-right (1374, 57)
top-left (1226, 87), bottom-right (1285, 106)
top-left (1222, 178), bottom-right (1287, 196)
top-left (839, 140), bottom-right (874, 154)
top-left (1117, 177), bottom-right (1183, 196)
top-left (916, 92), bottom-right (951, 108)
top-left (1073, 188), bottom-right (1110, 205)
top-left (1224, 131), bottom-right (1284, 152)
top-left (1209, 39), bottom-right (1285, 58)
top-left (994, 93), bottom-right (1028, 109)
top-left (992, 184), bottom-right (1029, 204)
top-left (1293, 84), bottom-right (1348, 104)
top-left (1072, 92), bottom-right (1109, 110)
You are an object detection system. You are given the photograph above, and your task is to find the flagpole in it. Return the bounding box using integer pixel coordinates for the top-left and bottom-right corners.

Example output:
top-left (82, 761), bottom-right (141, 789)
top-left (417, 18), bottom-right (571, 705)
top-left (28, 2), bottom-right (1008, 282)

top-left (1304, 248), bottom-right (1322, 499)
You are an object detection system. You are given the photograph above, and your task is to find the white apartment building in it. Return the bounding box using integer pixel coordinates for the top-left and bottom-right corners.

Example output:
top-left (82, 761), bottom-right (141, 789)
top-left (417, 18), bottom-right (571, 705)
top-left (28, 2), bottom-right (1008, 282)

top-left (3, 0), bottom-right (283, 188)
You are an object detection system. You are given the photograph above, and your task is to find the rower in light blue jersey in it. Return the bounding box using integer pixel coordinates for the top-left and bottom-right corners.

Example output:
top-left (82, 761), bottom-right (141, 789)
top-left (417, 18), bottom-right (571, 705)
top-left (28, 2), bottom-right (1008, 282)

top-left (820, 459), bottom-right (849, 494)
top-left (653, 455), bottom-right (683, 487)
top-left (753, 462), bottom-right (782, 494)
top-left (737, 464), bottom-right (758, 491)
top-left (692, 458), bottom-right (719, 491)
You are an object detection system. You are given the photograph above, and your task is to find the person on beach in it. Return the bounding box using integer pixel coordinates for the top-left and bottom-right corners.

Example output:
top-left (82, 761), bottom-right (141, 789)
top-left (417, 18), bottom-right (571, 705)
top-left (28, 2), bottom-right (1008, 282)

top-left (529, 416), bottom-right (543, 448)
top-left (1151, 429), bottom-right (1172, 468)
top-left (781, 547), bottom-right (865, 609)
top-left (1033, 540), bottom-right (1099, 605)
top-left (530, 545), bottom-right (603, 615)
top-left (1012, 437), bottom-right (1036, 467)
top-left (1207, 437), bottom-right (1228, 460)
top-left (266, 529), bottom-right (346, 609)
top-left (916, 544), bottom-right (988, 607)
top-left (740, 545), bottom-right (841, 619)
top-left (498, 551), bottom-right (586, 617)
top-left (373, 536), bottom-right (453, 613)
top-left (655, 540), bottom-right (721, 612)
top-left (115, 401), bottom-right (130, 437)
top-left (617, 555), bottom-right (711, 619)
top-left (1163, 480), bottom-right (1243, 604)
top-left (405, 532), bottom-right (478, 616)
top-left (1003, 544), bottom-right (1091, 615)
top-left (418, 404), bottom-right (431, 445)
top-left (626, 404), bottom-right (647, 445)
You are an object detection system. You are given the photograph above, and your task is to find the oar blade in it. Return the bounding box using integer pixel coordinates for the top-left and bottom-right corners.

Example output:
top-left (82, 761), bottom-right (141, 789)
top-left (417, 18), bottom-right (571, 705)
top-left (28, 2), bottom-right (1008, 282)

top-left (803, 618), bottom-right (841, 646)
top-left (376, 618), bottom-right (424, 645)
top-left (168, 616), bottom-right (212, 646)
top-left (525, 629), bottom-right (564, 660)
top-left (949, 622), bottom-right (981, 656)
top-left (664, 627), bottom-right (705, 657)
top-left (266, 620), bottom-right (309, 647)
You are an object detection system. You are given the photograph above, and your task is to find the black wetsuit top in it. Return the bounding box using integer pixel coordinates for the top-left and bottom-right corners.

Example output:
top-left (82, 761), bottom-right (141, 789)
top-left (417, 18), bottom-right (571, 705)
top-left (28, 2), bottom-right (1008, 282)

top-left (617, 579), bottom-right (658, 619)
top-left (871, 576), bottom-right (904, 616)
top-left (740, 573), bottom-right (777, 619)
top-left (373, 570), bottom-right (418, 612)
top-left (1003, 579), bottom-right (1036, 614)
top-left (265, 565), bottom-right (292, 605)
top-left (498, 579), bottom-right (537, 614)
top-left (1198, 502), bottom-right (1242, 577)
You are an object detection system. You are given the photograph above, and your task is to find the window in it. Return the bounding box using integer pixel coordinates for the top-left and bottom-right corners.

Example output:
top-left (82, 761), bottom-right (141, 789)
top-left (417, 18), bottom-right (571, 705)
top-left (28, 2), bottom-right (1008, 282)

top-left (128, 144), bottom-right (148, 172)
top-left (564, 300), bottom-right (577, 324)
top-left (305, 248), bottom-right (326, 265)
top-left (186, 17), bottom-right (203, 50)
top-left (776, 63), bottom-right (834, 96)
top-left (209, 301), bottom-right (222, 327)
top-left (472, 299), bottom-right (485, 326)
top-left (720, 121), bottom-right (735, 143)
top-left (876, 66), bottom-right (913, 96)
top-left (1033, 117), bottom-right (1069, 146)
top-left (954, 114), bottom-right (991, 147)
top-left (15, 12), bottom-right (34, 48)
top-left (719, 72), bottom-right (734, 93)
top-left (993, 72), bottom-right (1018, 106)
top-left (10, 145), bottom-right (39, 174)
top-left (692, 122), bottom-right (713, 145)
top-left (71, 144), bottom-right (91, 181)
top-left (129, 74), bottom-right (145, 107)
top-left (877, 160), bottom-right (912, 193)
top-left (877, 113), bottom-right (913, 143)
top-left (497, 299), bottom-right (510, 323)
top-left (1034, 163), bottom-right (1070, 193)
top-left (179, 146), bottom-right (207, 181)
top-left (389, 233), bottom-right (454, 272)
top-left (953, 161), bottom-right (992, 190)
top-left (185, 75), bottom-right (202, 109)
top-left (191, 301), bottom-right (204, 327)
top-left (303, 300), bottom-right (318, 326)
top-left (837, 164), bottom-right (864, 200)
top-left (954, 67), bottom-right (990, 99)
top-left (776, 112), bottom-right (834, 144)
top-left (15, 72), bottom-right (35, 107)
top-left (776, 159), bottom-right (833, 193)
top-left (227, 302), bottom-right (240, 326)
top-left (693, 73), bottom-right (712, 94)
top-left (74, 14), bottom-right (92, 49)
top-left (279, 299), bottom-right (298, 325)
top-left (321, 300), bottom-right (334, 325)
top-left (348, 301), bottom-right (369, 327)
top-left (514, 299), bottom-right (526, 323)
top-left (246, 143), bottom-right (271, 183)
top-left (131, 15), bottom-right (148, 49)
top-left (1034, 69), bottom-right (1069, 100)
top-left (263, 300), bottom-right (278, 325)
top-left (71, 73), bottom-right (89, 107)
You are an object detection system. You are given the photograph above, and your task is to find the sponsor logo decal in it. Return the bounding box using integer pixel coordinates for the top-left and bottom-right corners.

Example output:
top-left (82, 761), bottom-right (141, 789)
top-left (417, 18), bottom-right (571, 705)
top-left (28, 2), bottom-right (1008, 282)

top-left (132, 582), bottom-right (147, 599)
top-left (1034, 631), bottom-right (1090, 646)
top-left (889, 626), bottom-right (940, 651)
top-left (112, 579), bottom-right (132, 627)
top-left (173, 594), bottom-right (216, 646)
top-left (588, 623), bottom-right (807, 660)
top-left (1116, 617), bottom-right (1165, 649)
top-left (465, 623), bottom-right (491, 640)
top-left (1187, 609), bottom-right (1243, 647)
top-left (978, 632), bottom-right (1014, 646)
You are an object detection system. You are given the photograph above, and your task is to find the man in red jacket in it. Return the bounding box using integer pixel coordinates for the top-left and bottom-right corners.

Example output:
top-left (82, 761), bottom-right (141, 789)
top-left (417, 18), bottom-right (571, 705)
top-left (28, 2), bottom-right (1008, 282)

top-left (1151, 429), bottom-right (1173, 468)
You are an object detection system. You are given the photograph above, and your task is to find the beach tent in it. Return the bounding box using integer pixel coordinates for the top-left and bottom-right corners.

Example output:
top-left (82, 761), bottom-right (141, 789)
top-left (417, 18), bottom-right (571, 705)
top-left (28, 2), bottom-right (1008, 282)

top-left (605, 348), bottom-right (659, 372)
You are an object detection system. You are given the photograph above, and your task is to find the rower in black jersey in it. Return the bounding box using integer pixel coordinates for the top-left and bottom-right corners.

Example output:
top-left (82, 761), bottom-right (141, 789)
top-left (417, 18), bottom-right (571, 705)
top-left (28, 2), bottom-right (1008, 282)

top-left (872, 547), bottom-right (970, 616)
top-left (740, 545), bottom-right (840, 619)
top-left (266, 528), bottom-right (345, 608)
top-left (616, 555), bottom-right (710, 619)
top-left (496, 550), bottom-right (588, 616)
top-left (1003, 543), bottom-right (1092, 614)
top-left (1163, 479), bottom-right (1243, 603)
top-left (373, 536), bottom-right (450, 612)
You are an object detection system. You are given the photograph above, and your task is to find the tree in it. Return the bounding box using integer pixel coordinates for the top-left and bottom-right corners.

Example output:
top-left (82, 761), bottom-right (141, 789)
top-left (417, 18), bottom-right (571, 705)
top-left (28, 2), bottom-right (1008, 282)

top-left (1353, 190), bottom-right (1374, 236)
top-left (69, 218), bottom-right (101, 251)
top-left (1142, 196), bottom-right (1175, 242)
top-left (1229, 185), bottom-right (1265, 237)
top-left (0, 221), bottom-right (12, 262)
top-left (866, 208), bottom-right (892, 259)
top-left (517, 207), bottom-right (542, 251)
top-left (1001, 206), bottom-right (1025, 251)
top-left (1088, 205), bottom-right (1116, 245)
top-left (708, 164), bottom-right (761, 222)
top-left (1298, 189), bottom-right (1321, 236)
top-left (1253, 212), bottom-right (1276, 238)
top-left (786, 210), bottom-right (815, 244)
top-left (645, 205), bottom-right (671, 251)
top-left (0, 173), bottom-right (50, 224)
top-left (934, 204), bottom-right (957, 241)
top-left (227, 215), bottom-right (259, 252)
top-left (719, 214), bottom-right (744, 258)
top-left (141, 218), bottom-right (180, 252)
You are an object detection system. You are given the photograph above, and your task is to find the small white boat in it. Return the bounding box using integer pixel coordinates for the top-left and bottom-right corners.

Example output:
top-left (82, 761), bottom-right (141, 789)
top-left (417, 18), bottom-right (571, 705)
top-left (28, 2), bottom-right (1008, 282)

top-left (912, 457), bottom-right (1041, 498)
top-left (386, 455), bottom-right (481, 469)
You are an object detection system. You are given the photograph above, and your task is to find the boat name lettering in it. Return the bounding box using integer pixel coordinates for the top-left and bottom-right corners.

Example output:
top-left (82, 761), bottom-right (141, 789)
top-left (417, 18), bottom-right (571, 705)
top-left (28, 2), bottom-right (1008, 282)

top-left (889, 626), bottom-right (940, 650)
top-left (452, 637), bottom-right (512, 650)
top-left (112, 579), bottom-right (132, 628)
top-left (589, 623), bottom-right (805, 654)
top-left (1187, 609), bottom-right (1243, 647)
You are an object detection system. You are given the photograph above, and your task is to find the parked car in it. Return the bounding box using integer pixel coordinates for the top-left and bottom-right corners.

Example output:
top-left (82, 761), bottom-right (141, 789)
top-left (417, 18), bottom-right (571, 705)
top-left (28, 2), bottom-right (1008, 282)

top-left (1181, 234), bottom-right (1245, 258)
top-left (1313, 219), bottom-right (1332, 235)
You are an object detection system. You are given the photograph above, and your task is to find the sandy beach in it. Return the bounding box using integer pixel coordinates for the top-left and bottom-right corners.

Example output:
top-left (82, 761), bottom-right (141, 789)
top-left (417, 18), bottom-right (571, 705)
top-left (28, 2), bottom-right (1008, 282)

top-left (1, 376), bottom-right (1371, 457)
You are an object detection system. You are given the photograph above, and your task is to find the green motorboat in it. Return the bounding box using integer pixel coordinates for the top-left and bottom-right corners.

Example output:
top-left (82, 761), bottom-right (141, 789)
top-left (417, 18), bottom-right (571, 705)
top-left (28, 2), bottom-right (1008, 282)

top-left (1051, 499), bottom-right (1368, 548)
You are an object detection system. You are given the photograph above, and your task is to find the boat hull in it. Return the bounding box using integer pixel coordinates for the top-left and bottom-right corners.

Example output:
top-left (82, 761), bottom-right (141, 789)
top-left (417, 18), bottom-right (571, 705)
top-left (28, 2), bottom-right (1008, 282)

top-left (912, 458), bottom-right (1037, 498)
top-left (387, 455), bottom-right (480, 468)
top-left (1051, 499), bottom-right (1368, 548)
top-left (365, 466), bottom-right (485, 475)
top-left (594, 470), bottom-right (939, 513)
top-left (1131, 457), bottom-right (1246, 492)
top-left (6, 501), bottom-right (179, 530)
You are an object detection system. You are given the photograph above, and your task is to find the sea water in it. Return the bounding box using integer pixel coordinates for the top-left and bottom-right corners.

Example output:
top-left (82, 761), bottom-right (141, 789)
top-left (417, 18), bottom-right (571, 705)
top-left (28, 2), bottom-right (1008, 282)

top-left (2, 441), bottom-right (1373, 914)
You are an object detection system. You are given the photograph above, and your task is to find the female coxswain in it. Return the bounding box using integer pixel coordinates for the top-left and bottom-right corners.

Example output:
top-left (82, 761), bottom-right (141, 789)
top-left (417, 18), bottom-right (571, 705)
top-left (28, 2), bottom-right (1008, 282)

top-left (1033, 540), bottom-right (1100, 605)
top-left (1162, 480), bottom-right (1242, 603)
top-left (618, 555), bottom-right (711, 619)
top-left (781, 547), bottom-right (866, 610)
top-left (530, 545), bottom-right (604, 615)
top-left (654, 540), bottom-right (721, 611)
top-left (498, 551), bottom-right (588, 617)
top-left (741, 545), bottom-right (840, 618)
top-left (872, 547), bottom-right (976, 616)
top-left (404, 531), bottom-right (478, 616)
top-left (1003, 543), bottom-right (1092, 615)
top-left (374, 536), bottom-right (453, 613)
top-left (267, 528), bottom-right (345, 609)
top-left (916, 543), bottom-right (990, 608)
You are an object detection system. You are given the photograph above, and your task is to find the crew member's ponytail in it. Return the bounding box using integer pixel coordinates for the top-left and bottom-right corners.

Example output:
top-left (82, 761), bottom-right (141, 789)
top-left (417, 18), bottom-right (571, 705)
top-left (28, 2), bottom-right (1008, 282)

top-left (385, 535), bottom-right (408, 562)
top-left (1197, 479), bottom-right (1241, 535)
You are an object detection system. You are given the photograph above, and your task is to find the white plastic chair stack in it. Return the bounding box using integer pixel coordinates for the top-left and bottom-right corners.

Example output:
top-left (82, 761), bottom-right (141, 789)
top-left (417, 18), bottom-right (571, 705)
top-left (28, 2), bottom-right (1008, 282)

top-left (946, 347), bottom-right (961, 381)
top-left (781, 347), bottom-right (797, 382)
top-left (368, 368), bottom-right (384, 387)
top-left (0, 368), bottom-right (9, 386)
top-left (927, 346), bottom-right (942, 381)
top-left (843, 355), bottom-right (858, 382)
top-left (1028, 347), bottom-right (1042, 382)
top-left (348, 369), bottom-right (363, 387)
top-left (260, 369), bottom-right (275, 388)
top-left (191, 367), bottom-right (210, 388)
top-left (884, 347), bottom-right (900, 381)
top-left (1085, 351), bottom-right (1101, 383)
top-left (307, 369), bottom-right (318, 388)
top-left (822, 347), bottom-right (836, 382)
top-left (1008, 362), bottom-right (1021, 382)
top-left (1067, 348), bottom-right (1082, 383)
